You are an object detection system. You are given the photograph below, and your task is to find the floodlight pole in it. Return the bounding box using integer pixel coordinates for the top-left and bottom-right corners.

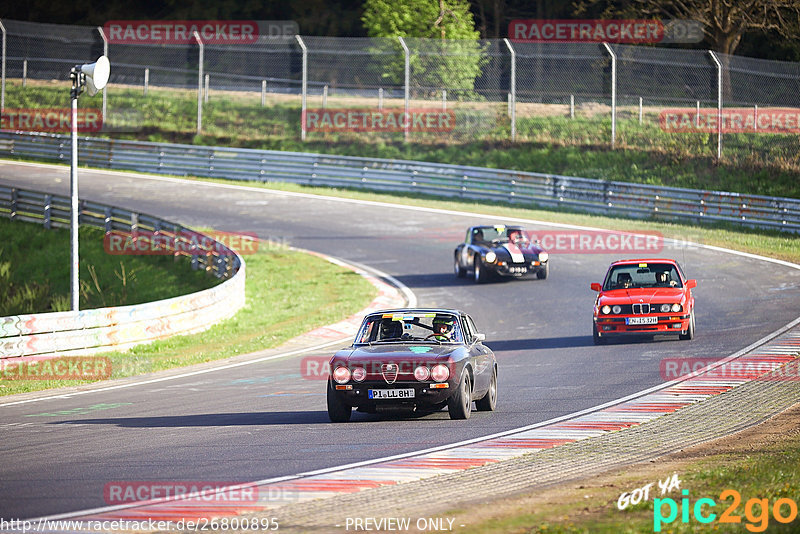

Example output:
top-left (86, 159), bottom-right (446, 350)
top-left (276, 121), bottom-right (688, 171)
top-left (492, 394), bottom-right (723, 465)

top-left (70, 67), bottom-right (81, 311)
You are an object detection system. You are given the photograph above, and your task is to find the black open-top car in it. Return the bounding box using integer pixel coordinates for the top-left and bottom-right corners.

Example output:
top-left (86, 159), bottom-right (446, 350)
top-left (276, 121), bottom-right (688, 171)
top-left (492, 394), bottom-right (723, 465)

top-left (326, 309), bottom-right (498, 422)
top-left (455, 225), bottom-right (549, 283)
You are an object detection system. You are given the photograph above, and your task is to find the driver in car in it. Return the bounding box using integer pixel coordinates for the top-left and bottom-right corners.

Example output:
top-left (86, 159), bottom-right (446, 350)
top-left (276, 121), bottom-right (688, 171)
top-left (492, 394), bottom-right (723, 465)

top-left (431, 315), bottom-right (457, 341)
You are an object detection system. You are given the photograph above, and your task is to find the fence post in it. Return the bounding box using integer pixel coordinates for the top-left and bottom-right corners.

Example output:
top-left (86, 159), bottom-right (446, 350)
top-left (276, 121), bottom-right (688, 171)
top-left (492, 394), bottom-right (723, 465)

top-left (144, 68), bottom-right (149, 96)
top-left (43, 194), bottom-right (52, 230)
top-left (709, 50), bottom-right (723, 161)
top-left (398, 36), bottom-right (410, 142)
top-left (503, 38), bottom-right (516, 142)
top-left (754, 104), bottom-right (758, 132)
top-left (204, 73), bottom-right (209, 103)
top-left (0, 20), bottom-right (6, 113)
top-left (378, 87), bottom-right (383, 110)
top-left (22, 59), bottom-right (27, 88)
top-left (570, 94), bottom-right (574, 119)
top-left (442, 89), bottom-right (446, 111)
top-left (261, 80), bottom-right (266, 106)
top-left (97, 26), bottom-right (108, 123)
top-left (639, 97), bottom-right (643, 124)
top-left (295, 35), bottom-right (308, 141)
top-left (193, 31), bottom-right (203, 135)
top-left (323, 84), bottom-right (328, 108)
top-left (602, 42), bottom-right (617, 149)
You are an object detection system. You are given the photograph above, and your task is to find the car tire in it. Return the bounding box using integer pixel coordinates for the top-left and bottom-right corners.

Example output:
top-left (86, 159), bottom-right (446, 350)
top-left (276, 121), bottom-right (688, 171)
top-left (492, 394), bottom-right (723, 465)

top-left (327, 380), bottom-right (352, 423)
top-left (475, 366), bottom-right (497, 412)
top-left (473, 254), bottom-right (487, 284)
top-left (448, 371), bottom-right (472, 420)
top-left (454, 253), bottom-right (467, 278)
top-left (593, 323), bottom-right (606, 345)
top-left (537, 261), bottom-right (549, 280)
top-left (679, 310), bottom-right (695, 341)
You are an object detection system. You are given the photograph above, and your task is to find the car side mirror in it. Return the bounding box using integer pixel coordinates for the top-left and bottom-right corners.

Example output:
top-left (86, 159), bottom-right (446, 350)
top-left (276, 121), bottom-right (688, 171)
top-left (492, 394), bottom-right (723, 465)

top-left (475, 333), bottom-right (486, 342)
top-left (590, 282), bottom-right (602, 292)
top-left (685, 279), bottom-right (697, 289)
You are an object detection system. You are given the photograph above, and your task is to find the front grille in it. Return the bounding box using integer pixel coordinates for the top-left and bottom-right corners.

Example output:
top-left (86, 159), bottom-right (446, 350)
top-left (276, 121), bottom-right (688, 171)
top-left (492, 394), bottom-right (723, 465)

top-left (381, 364), bottom-right (398, 384)
top-left (632, 303), bottom-right (651, 315)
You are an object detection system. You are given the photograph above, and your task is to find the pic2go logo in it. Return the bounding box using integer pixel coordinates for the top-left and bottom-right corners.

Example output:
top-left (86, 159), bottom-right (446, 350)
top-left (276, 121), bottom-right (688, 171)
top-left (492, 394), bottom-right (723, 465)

top-left (654, 489), bottom-right (799, 532)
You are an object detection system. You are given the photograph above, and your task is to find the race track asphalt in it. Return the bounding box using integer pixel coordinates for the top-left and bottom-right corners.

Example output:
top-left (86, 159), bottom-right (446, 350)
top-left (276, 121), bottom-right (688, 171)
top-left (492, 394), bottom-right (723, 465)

top-left (2, 161), bottom-right (799, 519)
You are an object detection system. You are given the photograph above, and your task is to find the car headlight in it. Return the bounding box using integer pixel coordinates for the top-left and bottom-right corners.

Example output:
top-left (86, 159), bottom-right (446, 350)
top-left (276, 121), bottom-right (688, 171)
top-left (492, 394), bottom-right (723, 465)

top-left (660, 304), bottom-right (671, 313)
top-left (485, 251), bottom-right (496, 263)
top-left (414, 366), bottom-right (430, 381)
top-left (612, 305), bottom-right (622, 314)
top-left (602, 305), bottom-right (611, 315)
top-left (351, 367), bottom-right (366, 382)
top-left (538, 252), bottom-right (549, 262)
top-left (430, 364), bottom-right (450, 382)
top-left (672, 303), bottom-right (682, 312)
top-left (332, 366), bottom-right (351, 384)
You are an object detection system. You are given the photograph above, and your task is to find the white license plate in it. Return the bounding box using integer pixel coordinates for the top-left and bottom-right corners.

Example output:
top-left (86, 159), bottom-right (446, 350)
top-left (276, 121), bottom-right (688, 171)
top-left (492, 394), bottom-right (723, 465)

top-left (626, 316), bottom-right (658, 325)
top-left (369, 389), bottom-right (415, 399)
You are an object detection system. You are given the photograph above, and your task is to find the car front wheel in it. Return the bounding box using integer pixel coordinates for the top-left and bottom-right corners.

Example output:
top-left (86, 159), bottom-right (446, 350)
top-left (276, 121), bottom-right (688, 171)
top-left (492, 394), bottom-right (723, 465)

top-left (593, 322), bottom-right (605, 345)
top-left (536, 261), bottom-right (549, 280)
top-left (327, 381), bottom-right (352, 422)
top-left (473, 254), bottom-right (488, 283)
top-left (679, 310), bottom-right (695, 341)
top-left (454, 253), bottom-right (466, 278)
top-left (448, 371), bottom-right (472, 420)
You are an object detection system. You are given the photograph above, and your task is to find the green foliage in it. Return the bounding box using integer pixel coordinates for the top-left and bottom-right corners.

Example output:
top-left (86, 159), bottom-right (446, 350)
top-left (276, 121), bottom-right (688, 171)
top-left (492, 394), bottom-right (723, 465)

top-left (362, 0), bottom-right (486, 98)
top-left (0, 218), bottom-right (217, 315)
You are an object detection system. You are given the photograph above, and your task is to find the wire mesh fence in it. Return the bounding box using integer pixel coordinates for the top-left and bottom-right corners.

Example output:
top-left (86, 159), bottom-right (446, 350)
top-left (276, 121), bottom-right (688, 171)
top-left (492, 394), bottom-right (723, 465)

top-left (1, 18), bottom-right (799, 168)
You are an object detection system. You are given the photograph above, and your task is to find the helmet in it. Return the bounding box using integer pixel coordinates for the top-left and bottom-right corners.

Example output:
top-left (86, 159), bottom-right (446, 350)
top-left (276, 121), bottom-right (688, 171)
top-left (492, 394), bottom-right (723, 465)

top-left (432, 315), bottom-right (455, 338)
top-left (380, 319), bottom-right (403, 340)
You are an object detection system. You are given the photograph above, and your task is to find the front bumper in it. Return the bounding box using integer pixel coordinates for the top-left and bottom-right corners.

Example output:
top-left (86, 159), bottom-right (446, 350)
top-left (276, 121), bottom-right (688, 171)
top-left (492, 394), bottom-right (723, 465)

top-left (330, 380), bottom-right (454, 409)
top-left (492, 260), bottom-right (547, 277)
top-left (594, 313), bottom-right (691, 336)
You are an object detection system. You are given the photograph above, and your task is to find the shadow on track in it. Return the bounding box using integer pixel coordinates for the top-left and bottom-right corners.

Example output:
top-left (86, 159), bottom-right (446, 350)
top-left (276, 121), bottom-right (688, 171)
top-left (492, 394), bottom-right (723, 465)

top-left (54, 411), bottom-right (331, 427)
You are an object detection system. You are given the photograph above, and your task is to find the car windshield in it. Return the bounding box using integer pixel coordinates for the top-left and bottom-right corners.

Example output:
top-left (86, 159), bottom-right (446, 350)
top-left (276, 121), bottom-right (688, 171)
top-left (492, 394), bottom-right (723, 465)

top-left (603, 263), bottom-right (682, 290)
top-left (356, 312), bottom-right (464, 344)
top-left (473, 226), bottom-right (528, 246)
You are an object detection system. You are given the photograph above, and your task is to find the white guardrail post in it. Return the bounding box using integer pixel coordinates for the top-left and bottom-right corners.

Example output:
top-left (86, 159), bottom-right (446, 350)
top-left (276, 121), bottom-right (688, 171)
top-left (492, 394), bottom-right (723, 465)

top-left (709, 50), bottom-right (723, 161)
top-left (97, 26), bottom-right (108, 122)
top-left (503, 38), bottom-right (516, 142)
top-left (295, 35), bottom-right (308, 141)
top-left (194, 31), bottom-right (203, 135)
top-left (398, 36), bottom-right (410, 143)
top-left (602, 42), bottom-right (617, 149)
top-left (0, 20), bottom-right (6, 113)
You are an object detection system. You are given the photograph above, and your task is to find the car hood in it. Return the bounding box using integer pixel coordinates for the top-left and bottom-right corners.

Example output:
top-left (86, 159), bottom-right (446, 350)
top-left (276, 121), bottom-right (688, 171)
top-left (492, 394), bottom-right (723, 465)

top-left (338, 344), bottom-right (460, 361)
top-left (491, 242), bottom-right (543, 259)
top-left (598, 287), bottom-right (686, 305)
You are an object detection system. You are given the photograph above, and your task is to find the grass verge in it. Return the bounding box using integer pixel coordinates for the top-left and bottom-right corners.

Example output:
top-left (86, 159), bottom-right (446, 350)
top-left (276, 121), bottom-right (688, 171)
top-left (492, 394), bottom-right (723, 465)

top-left (5, 81), bottom-right (799, 199)
top-left (447, 405), bottom-right (800, 533)
top-left (0, 227), bottom-right (376, 396)
top-left (0, 218), bottom-right (217, 315)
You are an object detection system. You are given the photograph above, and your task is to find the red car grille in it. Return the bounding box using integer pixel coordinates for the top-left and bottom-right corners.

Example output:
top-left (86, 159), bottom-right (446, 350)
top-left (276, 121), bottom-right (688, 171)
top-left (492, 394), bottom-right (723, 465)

top-left (632, 303), bottom-right (651, 315)
top-left (381, 364), bottom-right (399, 384)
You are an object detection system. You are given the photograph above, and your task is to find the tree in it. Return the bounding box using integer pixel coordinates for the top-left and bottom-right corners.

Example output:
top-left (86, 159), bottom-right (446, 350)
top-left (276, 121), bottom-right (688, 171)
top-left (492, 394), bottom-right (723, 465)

top-left (363, 0), bottom-right (480, 40)
top-left (362, 0), bottom-right (487, 99)
top-left (634, 0), bottom-right (800, 56)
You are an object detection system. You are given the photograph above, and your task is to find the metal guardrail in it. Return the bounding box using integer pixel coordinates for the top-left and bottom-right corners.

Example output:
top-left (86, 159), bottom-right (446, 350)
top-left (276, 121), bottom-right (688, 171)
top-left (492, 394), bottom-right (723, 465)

top-left (1, 131), bottom-right (799, 233)
top-left (0, 184), bottom-right (245, 359)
